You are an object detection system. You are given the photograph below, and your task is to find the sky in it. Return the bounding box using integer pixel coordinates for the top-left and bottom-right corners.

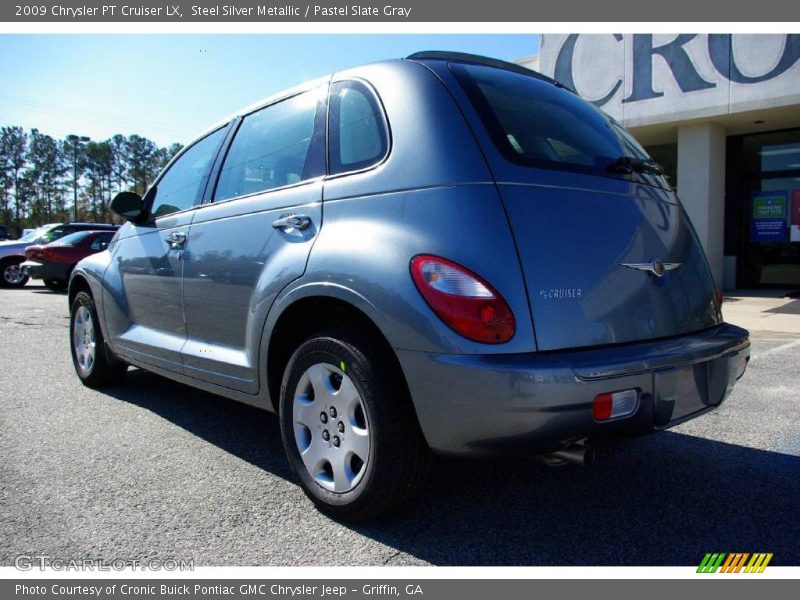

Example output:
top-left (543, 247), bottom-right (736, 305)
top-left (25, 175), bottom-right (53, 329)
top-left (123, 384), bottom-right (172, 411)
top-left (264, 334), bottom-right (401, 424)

top-left (0, 34), bottom-right (539, 147)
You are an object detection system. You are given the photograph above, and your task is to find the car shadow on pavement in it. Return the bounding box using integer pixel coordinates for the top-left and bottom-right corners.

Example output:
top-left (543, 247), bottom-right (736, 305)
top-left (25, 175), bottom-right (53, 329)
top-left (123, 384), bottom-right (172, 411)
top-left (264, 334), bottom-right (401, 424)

top-left (766, 298), bottom-right (800, 315)
top-left (104, 368), bottom-right (800, 567)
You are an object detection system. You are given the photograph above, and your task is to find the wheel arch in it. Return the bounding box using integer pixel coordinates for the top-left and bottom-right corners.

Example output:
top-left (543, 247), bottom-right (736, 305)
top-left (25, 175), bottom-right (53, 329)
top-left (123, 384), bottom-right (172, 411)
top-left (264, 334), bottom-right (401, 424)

top-left (67, 267), bottom-right (113, 353)
top-left (68, 272), bottom-right (92, 307)
top-left (263, 287), bottom-right (407, 414)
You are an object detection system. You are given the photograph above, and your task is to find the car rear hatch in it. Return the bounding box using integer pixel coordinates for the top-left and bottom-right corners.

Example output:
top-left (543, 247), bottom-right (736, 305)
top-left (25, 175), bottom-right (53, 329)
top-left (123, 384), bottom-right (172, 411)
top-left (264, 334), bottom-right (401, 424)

top-left (435, 58), bottom-right (721, 351)
top-left (499, 182), bottom-right (721, 350)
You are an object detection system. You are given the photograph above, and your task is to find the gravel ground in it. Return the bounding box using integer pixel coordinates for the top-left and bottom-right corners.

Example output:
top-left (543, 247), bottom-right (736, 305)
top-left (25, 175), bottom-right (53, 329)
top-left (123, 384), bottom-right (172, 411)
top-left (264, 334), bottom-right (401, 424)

top-left (1, 283), bottom-right (798, 566)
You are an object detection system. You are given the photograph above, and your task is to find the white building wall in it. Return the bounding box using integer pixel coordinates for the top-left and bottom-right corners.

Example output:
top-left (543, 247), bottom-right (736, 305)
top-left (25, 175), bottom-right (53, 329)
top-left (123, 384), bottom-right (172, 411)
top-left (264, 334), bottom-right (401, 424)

top-left (537, 34), bottom-right (800, 129)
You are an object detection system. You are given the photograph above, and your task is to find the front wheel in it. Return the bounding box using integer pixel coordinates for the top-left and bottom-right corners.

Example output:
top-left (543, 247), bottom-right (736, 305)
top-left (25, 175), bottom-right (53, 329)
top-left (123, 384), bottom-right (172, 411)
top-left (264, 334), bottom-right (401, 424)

top-left (70, 291), bottom-right (127, 387)
top-left (1, 258), bottom-right (29, 288)
top-left (279, 330), bottom-right (430, 521)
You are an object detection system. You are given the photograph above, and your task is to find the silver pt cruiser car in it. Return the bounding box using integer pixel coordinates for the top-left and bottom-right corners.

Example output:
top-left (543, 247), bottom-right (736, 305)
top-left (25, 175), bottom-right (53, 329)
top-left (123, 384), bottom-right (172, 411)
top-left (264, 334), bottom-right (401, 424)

top-left (69, 52), bottom-right (750, 520)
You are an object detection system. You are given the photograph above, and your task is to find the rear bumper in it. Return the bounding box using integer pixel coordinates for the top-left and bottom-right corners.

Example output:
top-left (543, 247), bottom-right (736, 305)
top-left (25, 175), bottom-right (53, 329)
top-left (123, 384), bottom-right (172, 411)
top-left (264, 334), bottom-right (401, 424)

top-left (20, 260), bottom-right (69, 281)
top-left (397, 323), bottom-right (750, 456)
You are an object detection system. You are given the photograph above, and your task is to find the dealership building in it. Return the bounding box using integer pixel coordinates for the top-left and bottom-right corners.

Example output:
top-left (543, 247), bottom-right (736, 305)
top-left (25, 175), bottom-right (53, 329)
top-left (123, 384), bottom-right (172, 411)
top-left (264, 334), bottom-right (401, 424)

top-left (519, 34), bottom-right (800, 290)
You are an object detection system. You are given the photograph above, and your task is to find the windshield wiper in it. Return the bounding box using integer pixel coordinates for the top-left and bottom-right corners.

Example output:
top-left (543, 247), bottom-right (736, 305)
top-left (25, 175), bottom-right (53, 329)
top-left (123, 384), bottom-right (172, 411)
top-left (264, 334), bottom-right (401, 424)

top-left (606, 156), bottom-right (664, 176)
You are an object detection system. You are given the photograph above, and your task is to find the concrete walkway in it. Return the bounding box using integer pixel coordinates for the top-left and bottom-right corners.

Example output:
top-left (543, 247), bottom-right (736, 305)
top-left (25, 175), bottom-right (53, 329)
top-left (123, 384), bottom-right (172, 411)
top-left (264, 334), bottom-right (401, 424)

top-left (722, 290), bottom-right (800, 337)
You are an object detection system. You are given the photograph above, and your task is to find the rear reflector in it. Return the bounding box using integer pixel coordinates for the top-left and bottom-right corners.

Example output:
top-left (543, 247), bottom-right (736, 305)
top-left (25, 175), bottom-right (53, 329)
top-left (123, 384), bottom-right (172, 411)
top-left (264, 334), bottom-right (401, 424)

top-left (593, 389), bottom-right (639, 422)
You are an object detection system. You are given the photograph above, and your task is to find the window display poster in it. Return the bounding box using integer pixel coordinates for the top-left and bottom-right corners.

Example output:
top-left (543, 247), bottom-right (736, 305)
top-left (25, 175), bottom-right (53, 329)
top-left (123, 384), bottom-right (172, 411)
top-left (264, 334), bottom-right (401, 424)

top-left (791, 190), bottom-right (800, 242)
top-left (751, 190), bottom-right (788, 243)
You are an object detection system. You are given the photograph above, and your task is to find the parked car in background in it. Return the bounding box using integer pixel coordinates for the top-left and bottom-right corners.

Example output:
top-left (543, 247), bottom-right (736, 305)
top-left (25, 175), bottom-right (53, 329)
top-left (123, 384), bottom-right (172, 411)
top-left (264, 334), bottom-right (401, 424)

top-left (68, 52), bottom-right (750, 521)
top-left (0, 225), bottom-right (8, 241)
top-left (0, 222), bottom-right (118, 288)
top-left (22, 230), bottom-right (116, 291)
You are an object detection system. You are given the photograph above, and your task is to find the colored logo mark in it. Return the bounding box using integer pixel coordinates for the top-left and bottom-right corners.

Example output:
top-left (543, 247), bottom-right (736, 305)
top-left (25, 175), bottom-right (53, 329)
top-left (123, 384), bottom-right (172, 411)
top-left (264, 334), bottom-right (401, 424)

top-left (697, 552), bottom-right (773, 573)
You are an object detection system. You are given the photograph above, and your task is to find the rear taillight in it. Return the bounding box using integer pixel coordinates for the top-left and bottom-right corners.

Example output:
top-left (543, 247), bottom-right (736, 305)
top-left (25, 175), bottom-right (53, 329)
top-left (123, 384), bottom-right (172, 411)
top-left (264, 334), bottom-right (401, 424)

top-left (593, 389), bottom-right (639, 422)
top-left (410, 255), bottom-right (515, 344)
top-left (41, 248), bottom-right (55, 261)
top-left (716, 290), bottom-right (724, 306)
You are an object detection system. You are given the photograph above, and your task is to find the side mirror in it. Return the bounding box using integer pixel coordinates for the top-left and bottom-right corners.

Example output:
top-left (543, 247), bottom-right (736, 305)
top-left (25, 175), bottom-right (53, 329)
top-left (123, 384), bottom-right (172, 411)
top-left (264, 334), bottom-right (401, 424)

top-left (109, 191), bottom-right (146, 222)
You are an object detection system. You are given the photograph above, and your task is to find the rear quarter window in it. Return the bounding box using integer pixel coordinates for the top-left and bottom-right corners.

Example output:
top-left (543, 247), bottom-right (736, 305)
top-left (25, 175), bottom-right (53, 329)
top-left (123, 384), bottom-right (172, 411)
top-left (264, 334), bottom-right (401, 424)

top-left (328, 80), bottom-right (388, 175)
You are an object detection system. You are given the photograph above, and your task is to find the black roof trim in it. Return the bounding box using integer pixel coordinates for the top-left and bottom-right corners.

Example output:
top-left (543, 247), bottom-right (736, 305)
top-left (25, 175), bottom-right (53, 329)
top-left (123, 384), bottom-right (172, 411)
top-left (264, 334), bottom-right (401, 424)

top-left (58, 222), bottom-right (119, 228)
top-left (406, 51), bottom-right (575, 92)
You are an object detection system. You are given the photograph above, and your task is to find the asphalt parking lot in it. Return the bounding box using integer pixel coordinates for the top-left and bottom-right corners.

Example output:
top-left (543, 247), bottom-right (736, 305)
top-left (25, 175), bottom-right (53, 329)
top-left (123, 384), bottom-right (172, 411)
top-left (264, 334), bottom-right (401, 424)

top-left (1, 282), bottom-right (799, 566)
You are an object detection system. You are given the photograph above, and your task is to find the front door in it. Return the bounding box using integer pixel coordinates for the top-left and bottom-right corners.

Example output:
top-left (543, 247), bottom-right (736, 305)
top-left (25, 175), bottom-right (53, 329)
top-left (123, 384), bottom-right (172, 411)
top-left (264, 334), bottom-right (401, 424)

top-left (106, 126), bottom-right (229, 371)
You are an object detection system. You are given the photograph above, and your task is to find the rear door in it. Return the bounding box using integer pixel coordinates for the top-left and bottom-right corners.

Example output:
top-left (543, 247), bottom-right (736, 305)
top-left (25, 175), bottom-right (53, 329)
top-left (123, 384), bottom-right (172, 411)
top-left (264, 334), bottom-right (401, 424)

top-left (105, 126), bottom-right (228, 371)
top-left (436, 61), bottom-right (721, 351)
top-left (180, 84), bottom-right (327, 392)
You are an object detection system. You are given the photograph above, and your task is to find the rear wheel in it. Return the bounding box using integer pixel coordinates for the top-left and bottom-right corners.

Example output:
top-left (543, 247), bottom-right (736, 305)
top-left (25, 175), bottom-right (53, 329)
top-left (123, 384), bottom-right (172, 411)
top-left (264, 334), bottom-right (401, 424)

top-left (70, 291), bottom-right (127, 387)
top-left (1, 258), bottom-right (29, 288)
top-left (279, 329), bottom-right (429, 521)
top-left (44, 279), bottom-right (67, 292)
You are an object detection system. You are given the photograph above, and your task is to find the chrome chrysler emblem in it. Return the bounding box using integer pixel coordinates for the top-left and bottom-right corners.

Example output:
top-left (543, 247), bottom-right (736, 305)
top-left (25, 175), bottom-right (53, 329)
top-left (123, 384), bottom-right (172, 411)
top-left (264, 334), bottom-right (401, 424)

top-left (620, 260), bottom-right (682, 277)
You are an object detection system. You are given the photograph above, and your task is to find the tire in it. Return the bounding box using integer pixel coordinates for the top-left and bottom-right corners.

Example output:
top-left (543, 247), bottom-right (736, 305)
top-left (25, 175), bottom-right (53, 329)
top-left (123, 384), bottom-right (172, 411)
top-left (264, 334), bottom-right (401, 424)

top-left (1, 258), bottom-right (29, 288)
top-left (70, 291), bottom-right (127, 388)
top-left (44, 279), bottom-right (67, 292)
top-left (279, 329), bottom-right (430, 521)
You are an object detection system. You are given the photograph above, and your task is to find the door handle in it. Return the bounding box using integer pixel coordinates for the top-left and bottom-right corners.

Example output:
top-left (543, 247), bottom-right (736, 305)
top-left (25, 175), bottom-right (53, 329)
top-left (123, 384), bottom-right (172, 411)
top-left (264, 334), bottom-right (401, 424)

top-left (165, 231), bottom-right (187, 249)
top-left (272, 214), bottom-right (312, 231)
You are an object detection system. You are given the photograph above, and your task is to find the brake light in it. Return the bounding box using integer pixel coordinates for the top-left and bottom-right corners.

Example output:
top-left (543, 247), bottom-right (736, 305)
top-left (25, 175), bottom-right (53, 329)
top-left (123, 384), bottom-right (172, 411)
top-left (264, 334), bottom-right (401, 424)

top-left (593, 389), bottom-right (639, 422)
top-left (716, 290), bottom-right (724, 306)
top-left (410, 255), bottom-right (515, 344)
top-left (41, 248), bottom-right (56, 261)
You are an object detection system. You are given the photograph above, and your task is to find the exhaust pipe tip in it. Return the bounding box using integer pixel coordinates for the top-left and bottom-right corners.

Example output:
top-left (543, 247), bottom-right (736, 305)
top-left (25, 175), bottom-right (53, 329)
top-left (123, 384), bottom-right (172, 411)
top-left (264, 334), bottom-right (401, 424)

top-left (583, 445), bottom-right (595, 467)
top-left (542, 443), bottom-right (594, 467)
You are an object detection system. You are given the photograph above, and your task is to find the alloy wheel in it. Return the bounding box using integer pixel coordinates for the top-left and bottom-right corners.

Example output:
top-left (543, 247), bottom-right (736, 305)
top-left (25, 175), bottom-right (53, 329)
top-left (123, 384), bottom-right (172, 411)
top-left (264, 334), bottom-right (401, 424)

top-left (72, 305), bottom-right (96, 376)
top-left (3, 263), bottom-right (25, 285)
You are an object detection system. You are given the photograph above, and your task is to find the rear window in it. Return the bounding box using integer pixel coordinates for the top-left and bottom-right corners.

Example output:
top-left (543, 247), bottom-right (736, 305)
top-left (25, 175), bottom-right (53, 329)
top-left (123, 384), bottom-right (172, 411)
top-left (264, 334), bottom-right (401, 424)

top-left (19, 225), bottom-right (52, 243)
top-left (50, 231), bottom-right (93, 246)
top-left (452, 63), bottom-right (666, 186)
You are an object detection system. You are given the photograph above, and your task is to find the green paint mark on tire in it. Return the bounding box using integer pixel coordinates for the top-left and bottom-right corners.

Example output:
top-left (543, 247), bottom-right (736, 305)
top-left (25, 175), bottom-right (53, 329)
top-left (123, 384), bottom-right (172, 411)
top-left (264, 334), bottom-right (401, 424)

top-left (340, 361), bottom-right (346, 372)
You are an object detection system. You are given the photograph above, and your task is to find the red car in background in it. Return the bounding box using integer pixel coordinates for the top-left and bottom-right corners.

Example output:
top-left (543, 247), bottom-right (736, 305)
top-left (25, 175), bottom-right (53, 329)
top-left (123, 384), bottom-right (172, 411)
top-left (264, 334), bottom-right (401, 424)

top-left (22, 230), bottom-right (116, 291)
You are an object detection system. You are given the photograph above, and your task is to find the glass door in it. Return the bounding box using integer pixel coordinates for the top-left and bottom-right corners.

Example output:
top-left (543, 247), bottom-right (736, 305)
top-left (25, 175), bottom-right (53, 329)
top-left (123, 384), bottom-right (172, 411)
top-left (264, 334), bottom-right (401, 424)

top-left (738, 130), bottom-right (800, 288)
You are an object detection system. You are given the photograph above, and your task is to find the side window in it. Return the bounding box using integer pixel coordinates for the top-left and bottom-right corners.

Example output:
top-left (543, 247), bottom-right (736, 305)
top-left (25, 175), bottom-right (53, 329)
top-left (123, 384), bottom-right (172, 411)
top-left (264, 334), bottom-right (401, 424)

top-left (329, 80), bottom-right (388, 174)
top-left (40, 226), bottom-right (75, 244)
top-left (150, 126), bottom-right (226, 219)
top-left (214, 89), bottom-right (322, 202)
top-left (90, 233), bottom-right (114, 251)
